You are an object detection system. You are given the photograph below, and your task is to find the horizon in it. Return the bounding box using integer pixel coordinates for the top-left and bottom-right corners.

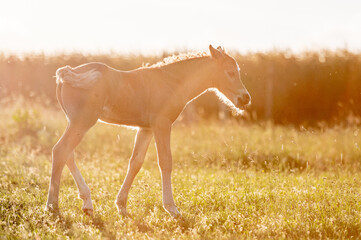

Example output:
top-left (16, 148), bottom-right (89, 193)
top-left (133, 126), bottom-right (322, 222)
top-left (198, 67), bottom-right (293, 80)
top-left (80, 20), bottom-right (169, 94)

top-left (0, 46), bottom-right (359, 58)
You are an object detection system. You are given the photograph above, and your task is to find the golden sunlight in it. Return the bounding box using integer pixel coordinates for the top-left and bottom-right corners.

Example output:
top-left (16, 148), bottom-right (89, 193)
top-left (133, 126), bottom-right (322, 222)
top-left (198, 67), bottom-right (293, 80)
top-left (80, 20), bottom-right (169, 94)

top-left (1, 1), bottom-right (361, 239)
top-left (1, 0), bottom-right (360, 54)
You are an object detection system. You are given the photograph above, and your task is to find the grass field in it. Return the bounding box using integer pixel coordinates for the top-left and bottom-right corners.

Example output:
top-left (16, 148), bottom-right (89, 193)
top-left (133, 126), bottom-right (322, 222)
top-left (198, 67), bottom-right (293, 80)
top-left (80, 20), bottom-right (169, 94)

top-left (1, 99), bottom-right (361, 239)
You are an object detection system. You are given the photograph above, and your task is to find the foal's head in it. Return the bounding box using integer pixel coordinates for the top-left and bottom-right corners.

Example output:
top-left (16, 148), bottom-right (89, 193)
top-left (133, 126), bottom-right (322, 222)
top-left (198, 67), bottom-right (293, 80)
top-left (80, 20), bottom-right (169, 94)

top-left (209, 45), bottom-right (251, 111)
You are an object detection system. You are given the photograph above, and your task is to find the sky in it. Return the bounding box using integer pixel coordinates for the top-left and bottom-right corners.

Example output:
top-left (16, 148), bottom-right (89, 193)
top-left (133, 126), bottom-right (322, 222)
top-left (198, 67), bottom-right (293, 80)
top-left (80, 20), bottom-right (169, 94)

top-left (0, 0), bottom-right (361, 55)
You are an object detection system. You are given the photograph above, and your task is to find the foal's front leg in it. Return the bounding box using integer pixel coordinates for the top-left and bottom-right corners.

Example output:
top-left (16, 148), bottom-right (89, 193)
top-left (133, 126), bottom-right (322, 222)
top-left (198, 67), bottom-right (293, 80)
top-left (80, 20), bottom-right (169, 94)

top-left (153, 124), bottom-right (180, 217)
top-left (116, 128), bottom-right (152, 215)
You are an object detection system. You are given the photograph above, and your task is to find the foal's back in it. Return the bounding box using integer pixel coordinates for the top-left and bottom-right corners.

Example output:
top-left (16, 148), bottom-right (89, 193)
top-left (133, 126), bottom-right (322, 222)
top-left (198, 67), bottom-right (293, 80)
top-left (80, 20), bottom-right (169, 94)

top-left (56, 62), bottom-right (164, 128)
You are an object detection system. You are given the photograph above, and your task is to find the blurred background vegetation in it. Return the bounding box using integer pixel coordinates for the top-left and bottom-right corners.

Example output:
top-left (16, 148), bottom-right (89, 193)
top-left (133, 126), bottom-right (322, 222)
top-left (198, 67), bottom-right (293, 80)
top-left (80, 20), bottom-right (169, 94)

top-left (0, 50), bottom-right (360, 125)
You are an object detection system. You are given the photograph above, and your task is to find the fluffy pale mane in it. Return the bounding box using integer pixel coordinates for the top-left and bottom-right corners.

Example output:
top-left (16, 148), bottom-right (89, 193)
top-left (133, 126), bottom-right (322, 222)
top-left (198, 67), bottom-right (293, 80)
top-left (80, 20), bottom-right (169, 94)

top-left (143, 51), bottom-right (209, 68)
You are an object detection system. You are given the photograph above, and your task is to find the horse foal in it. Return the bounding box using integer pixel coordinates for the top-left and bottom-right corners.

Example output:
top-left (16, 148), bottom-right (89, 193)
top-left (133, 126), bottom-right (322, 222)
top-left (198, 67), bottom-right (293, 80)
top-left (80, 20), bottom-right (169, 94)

top-left (45, 45), bottom-right (251, 217)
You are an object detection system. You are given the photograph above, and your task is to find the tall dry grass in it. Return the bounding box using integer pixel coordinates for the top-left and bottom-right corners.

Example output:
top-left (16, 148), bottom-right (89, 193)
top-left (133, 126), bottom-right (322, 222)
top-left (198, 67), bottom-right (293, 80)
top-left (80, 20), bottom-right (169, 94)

top-left (0, 49), bottom-right (360, 124)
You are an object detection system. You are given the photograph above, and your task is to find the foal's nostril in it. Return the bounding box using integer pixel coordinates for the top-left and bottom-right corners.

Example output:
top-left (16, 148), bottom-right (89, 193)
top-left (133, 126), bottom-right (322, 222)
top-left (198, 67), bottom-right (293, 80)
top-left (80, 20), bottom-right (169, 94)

top-left (243, 94), bottom-right (250, 104)
top-left (239, 94), bottom-right (250, 105)
top-left (236, 94), bottom-right (251, 108)
top-left (237, 95), bottom-right (250, 108)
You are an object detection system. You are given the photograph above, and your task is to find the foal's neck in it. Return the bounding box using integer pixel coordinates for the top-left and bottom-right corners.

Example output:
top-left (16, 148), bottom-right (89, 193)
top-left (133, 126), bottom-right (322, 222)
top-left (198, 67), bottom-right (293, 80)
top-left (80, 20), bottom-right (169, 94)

top-left (162, 56), bottom-right (215, 102)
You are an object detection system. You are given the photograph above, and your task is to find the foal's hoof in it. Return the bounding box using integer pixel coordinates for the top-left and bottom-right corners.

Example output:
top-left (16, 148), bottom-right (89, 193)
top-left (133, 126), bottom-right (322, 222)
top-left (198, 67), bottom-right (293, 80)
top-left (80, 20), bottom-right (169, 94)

top-left (117, 206), bottom-right (130, 217)
top-left (82, 207), bottom-right (93, 216)
top-left (44, 204), bottom-right (60, 215)
top-left (163, 204), bottom-right (181, 218)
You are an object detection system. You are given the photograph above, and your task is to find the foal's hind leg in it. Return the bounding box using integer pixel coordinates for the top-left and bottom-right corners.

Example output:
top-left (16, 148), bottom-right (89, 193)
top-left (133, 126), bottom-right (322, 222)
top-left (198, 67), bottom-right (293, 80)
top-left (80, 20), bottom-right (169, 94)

top-left (66, 151), bottom-right (93, 215)
top-left (116, 128), bottom-right (152, 215)
top-left (45, 123), bottom-right (94, 213)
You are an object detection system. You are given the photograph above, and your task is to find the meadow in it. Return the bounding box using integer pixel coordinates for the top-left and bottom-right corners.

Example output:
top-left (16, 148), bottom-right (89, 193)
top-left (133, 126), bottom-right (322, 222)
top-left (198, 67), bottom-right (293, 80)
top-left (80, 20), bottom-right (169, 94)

top-left (1, 98), bottom-right (361, 239)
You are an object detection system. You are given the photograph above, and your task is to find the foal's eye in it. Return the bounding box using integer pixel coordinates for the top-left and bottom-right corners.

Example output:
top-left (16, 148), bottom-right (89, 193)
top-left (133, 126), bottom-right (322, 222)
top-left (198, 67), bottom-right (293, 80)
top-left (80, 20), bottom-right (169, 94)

top-left (227, 71), bottom-right (236, 78)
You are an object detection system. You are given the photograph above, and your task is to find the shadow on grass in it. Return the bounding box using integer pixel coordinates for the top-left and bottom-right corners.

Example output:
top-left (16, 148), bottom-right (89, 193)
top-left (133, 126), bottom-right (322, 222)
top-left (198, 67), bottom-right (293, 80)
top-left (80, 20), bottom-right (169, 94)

top-left (44, 207), bottom-right (195, 238)
top-left (175, 214), bottom-right (194, 233)
top-left (134, 220), bottom-right (154, 233)
top-left (89, 214), bottom-right (117, 239)
top-left (124, 211), bottom-right (194, 234)
top-left (131, 214), bottom-right (193, 234)
top-left (44, 210), bottom-right (116, 239)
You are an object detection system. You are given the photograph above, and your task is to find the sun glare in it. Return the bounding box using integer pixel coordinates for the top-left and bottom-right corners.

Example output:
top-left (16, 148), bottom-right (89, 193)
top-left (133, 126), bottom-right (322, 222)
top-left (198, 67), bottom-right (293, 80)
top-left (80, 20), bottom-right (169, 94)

top-left (0, 0), bottom-right (361, 54)
top-left (2, 1), bottom-right (361, 239)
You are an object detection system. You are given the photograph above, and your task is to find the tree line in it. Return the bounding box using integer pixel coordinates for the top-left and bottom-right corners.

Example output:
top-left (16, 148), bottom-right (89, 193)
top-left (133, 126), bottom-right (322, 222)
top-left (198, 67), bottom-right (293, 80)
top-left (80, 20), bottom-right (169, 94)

top-left (0, 50), bottom-right (360, 124)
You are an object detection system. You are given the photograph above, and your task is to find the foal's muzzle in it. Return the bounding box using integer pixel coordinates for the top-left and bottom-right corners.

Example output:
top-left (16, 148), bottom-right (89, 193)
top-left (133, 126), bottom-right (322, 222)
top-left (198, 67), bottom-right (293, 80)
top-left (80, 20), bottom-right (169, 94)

top-left (236, 93), bottom-right (251, 109)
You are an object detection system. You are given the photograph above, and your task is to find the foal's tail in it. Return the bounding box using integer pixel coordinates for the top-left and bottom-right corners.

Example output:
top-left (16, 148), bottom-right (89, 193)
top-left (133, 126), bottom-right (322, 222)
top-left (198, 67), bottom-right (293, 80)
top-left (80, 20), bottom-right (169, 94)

top-left (56, 65), bottom-right (102, 89)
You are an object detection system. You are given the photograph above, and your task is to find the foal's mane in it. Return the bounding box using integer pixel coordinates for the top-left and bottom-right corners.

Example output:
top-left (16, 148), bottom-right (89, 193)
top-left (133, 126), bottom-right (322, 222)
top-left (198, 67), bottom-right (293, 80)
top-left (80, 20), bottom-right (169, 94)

top-left (143, 51), bottom-right (209, 69)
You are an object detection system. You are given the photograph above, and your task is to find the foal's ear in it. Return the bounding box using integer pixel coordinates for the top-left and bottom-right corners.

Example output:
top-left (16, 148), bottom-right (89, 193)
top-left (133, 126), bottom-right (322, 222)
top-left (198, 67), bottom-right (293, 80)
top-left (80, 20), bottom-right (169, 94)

top-left (217, 46), bottom-right (225, 53)
top-left (209, 44), bottom-right (223, 59)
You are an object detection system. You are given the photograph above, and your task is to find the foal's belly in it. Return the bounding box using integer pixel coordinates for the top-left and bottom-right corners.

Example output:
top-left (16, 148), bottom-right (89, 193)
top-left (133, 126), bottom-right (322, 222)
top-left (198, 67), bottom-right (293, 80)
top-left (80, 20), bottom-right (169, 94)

top-left (99, 104), bottom-right (150, 128)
